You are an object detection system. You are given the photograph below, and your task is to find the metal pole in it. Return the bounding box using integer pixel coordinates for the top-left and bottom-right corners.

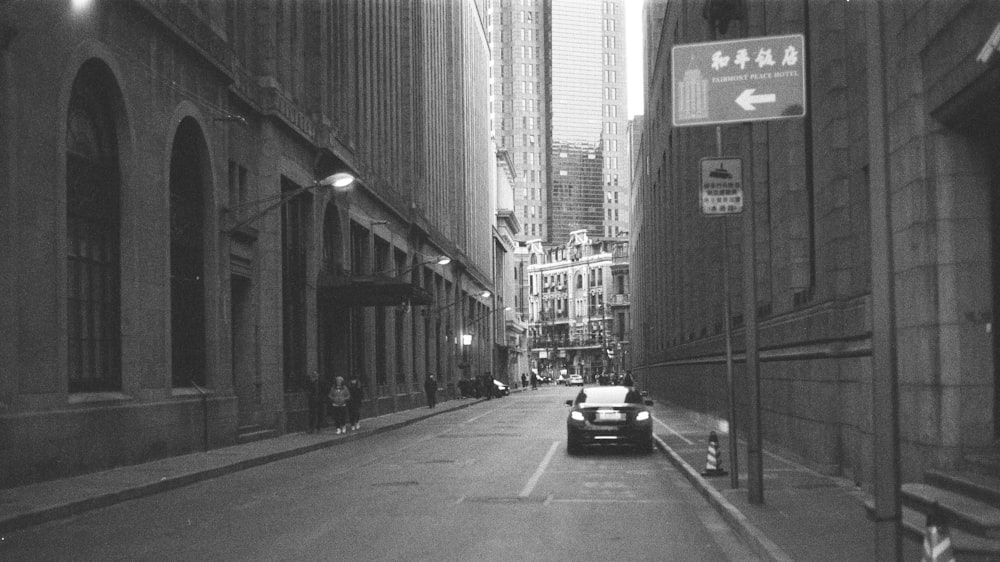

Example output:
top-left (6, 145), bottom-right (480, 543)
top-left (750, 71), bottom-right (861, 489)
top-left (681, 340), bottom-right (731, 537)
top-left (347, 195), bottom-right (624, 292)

top-left (866, 0), bottom-right (902, 558)
top-left (723, 218), bottom-right (739, 489)
top-left (743, 121), bottom-right (763, 505)
top-left (717, 125), bottom-right (739, 490)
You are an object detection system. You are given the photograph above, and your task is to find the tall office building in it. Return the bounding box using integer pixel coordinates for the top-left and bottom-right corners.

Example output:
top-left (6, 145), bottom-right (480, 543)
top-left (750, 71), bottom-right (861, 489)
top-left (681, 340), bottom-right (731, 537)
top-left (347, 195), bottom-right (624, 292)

top-left (489, 0), bottom-right (628, 245)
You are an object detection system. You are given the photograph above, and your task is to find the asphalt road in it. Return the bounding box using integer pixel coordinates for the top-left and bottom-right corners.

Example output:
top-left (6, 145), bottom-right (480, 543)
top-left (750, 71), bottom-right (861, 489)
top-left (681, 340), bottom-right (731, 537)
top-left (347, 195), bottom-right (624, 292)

top-left (2, 386), bottom-right (759, 561)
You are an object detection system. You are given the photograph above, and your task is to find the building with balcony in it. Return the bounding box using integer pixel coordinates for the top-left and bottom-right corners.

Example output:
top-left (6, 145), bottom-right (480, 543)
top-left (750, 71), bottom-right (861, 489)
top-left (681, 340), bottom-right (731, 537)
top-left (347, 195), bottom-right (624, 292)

top-left (526, 230), bottom-right (629, 382)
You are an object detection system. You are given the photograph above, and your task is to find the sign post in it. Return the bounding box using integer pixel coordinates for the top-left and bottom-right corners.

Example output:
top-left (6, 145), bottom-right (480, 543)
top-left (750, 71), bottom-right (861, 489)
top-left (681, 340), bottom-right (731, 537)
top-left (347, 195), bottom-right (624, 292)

top-left (672, 34), bottom-right (806, 127)
top-left (673, 33), bottom-right (807, 504)
top-left (701, 154), bottom-right (742, 490)
top-left (700, 157), bottom-right (743, 215)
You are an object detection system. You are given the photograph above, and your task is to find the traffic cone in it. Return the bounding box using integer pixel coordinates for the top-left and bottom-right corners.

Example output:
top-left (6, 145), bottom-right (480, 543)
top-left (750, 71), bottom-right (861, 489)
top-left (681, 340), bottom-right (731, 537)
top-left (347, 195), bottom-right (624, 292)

top-left (922, 503), bottom-right (955, 562)
top-left (701, 431), bottom-right (728, 477)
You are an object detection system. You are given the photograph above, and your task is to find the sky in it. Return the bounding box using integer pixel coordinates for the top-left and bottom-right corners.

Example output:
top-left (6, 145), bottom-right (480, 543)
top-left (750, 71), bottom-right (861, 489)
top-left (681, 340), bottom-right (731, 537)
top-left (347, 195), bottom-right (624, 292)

top-left (626, 0), bottom-right (644, 118)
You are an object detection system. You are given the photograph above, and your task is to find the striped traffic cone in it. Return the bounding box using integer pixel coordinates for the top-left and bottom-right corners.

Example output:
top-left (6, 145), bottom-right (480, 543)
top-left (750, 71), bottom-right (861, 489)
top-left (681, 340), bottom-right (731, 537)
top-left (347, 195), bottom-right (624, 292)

top-left (701, 431), bottom-right (728, 477)
top-left (922, 503), bottom-right (955, 562)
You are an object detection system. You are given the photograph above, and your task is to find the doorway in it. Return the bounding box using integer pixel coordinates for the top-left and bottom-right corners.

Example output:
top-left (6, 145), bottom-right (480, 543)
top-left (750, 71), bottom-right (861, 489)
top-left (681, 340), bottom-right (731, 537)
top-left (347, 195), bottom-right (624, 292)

top-left (230, 274), bottom-right (258, 428)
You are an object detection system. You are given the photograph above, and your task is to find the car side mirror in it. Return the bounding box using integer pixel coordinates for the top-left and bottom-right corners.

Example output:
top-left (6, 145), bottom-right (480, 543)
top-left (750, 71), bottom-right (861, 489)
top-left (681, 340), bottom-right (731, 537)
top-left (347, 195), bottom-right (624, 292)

top-left (645, 399), bottom-right (654, 406)
top-left (565, 399), bottom-right (574, 406)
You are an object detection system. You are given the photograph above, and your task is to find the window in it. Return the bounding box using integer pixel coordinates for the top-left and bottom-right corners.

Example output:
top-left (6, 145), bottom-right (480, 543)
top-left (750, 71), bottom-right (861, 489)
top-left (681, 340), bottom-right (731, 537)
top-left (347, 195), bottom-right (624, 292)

top-left (66, 66), bottom-right (122, 392)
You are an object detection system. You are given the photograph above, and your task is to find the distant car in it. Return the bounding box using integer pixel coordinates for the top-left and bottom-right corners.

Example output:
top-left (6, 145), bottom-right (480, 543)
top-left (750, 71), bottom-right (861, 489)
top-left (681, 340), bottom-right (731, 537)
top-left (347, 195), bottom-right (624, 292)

top-left (556, 375), bottom-right (568, 385)
top-left (493, 379), bottom-right (510, 396)
top-left (539, 375), bottom-right (553, 385)
top-left (565, 386), bottom-right (655, 454)
top-left (568, 374), bottom-right (584, 386)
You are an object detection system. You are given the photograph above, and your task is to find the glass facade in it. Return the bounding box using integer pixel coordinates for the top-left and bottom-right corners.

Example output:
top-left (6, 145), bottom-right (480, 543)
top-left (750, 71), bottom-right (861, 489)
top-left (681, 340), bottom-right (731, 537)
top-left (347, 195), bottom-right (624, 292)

top-left (490, 0), bottom-right (628, 245)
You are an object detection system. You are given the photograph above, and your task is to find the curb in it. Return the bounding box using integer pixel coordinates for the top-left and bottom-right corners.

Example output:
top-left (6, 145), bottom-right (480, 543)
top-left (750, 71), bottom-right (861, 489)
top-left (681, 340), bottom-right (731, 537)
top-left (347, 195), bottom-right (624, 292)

top-left (653, 433), bottom-right (794, 562)
top-left (0, 398), bottom-right (485, 534)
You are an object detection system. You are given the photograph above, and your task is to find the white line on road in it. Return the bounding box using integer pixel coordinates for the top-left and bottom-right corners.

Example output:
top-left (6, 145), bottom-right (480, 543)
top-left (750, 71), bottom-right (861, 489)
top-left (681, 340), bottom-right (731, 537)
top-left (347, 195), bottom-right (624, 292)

top-left (519, 441), bottom-right (559, 498)
top-left (653, 416), bottom-right (695, 445)
top-left (463, 409), bottom-right (499, 424)
top-left (549, 498), bottom-right (683, 504)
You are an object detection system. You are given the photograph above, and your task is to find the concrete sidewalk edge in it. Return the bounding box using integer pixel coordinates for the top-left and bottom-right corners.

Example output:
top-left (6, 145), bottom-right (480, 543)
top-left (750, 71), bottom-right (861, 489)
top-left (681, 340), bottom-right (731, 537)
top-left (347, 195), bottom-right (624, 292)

top-left (0, 398), bottom-right (484, 534)
top-left (653, 433), bottom-right (794, 562)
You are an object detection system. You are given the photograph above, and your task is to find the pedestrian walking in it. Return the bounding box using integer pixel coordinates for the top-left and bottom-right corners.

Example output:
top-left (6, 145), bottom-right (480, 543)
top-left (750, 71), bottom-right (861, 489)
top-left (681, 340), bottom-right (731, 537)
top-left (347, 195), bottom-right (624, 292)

top-left (530, 371), bottom-right (538, 390)
top-left (424, 374), bottom-right (438, 408)
top-left (622, 370), bottom-right (635, 387)
top-left (305, 371), bottom-right (326, 433)
top-left (328, 376), bottom-right (350, 434)
top-left (346, 376), bottom-right (364, 430)
top-left (521, 373), bottom-right (528, 389)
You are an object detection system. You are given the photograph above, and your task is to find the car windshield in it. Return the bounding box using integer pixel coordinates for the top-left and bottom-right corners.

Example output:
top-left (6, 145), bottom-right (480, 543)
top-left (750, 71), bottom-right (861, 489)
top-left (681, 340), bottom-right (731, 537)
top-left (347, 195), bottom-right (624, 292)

top-left (576, 387), bottom-right (643, 405)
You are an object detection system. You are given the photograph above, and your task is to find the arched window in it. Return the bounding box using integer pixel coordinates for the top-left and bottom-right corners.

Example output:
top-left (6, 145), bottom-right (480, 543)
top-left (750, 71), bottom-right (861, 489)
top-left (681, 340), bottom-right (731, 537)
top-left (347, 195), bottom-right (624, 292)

top-left (170, 119), bottom-right (207, 387)
top-left (66, 62), bottom-right (121, 392)
top-left (576, 274), bottom-right (583, 289)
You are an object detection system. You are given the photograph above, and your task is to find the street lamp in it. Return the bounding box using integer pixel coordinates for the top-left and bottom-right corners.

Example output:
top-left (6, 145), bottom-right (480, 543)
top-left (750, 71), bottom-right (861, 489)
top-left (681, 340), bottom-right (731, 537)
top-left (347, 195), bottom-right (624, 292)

top-left (225, 171), bottom-right (356, 233)
top-left (377, 254), bottom-right (451, 279)
top-left (421, 287), bottom-right (492, 317)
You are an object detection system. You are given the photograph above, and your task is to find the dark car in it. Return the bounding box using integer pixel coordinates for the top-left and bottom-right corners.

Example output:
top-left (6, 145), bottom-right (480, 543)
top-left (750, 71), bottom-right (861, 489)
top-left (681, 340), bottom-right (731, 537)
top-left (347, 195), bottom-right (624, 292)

top-left (565, 386), bottom-right (654, 454)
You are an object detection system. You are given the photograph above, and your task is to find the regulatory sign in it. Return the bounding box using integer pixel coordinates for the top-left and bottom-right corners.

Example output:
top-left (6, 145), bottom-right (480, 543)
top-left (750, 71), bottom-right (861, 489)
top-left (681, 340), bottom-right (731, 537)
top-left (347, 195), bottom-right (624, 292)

top-left (700, 157), bottom-right (743, 215)
top-left (673, 34), bottom-right (806, 127)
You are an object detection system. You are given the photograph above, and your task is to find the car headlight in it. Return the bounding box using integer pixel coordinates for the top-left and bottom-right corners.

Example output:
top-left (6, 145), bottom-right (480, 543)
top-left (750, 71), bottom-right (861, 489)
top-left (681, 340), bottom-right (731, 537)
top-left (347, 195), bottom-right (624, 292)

top-left (635, 411), bottom-right (650, 421)
top-left (570, 411), bottom-right (585, 421)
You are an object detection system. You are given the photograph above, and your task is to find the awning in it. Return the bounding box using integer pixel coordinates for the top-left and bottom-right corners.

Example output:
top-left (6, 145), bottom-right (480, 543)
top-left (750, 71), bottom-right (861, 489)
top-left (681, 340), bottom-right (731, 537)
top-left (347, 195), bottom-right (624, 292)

top-left (318, 275), bottom-right (433, 307)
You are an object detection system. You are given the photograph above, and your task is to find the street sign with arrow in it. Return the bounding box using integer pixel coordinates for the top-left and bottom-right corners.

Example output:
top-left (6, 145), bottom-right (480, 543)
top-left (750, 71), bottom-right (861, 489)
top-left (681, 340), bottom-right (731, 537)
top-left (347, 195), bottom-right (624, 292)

top-left (672, 34), bottom-right (806, 127)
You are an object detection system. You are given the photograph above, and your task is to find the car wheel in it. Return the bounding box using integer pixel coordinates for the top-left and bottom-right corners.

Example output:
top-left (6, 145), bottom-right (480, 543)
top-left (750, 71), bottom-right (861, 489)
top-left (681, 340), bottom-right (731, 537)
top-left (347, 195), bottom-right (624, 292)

top-left (567, 440), bottom-right (580, 455)
top-left (641, 436), bottom-right (654, 454)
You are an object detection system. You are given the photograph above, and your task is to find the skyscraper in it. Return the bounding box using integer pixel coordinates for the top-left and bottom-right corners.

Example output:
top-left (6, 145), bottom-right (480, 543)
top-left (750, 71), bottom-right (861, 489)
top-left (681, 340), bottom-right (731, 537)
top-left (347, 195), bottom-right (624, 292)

top-left (489, 0), bottom-right (628, 245)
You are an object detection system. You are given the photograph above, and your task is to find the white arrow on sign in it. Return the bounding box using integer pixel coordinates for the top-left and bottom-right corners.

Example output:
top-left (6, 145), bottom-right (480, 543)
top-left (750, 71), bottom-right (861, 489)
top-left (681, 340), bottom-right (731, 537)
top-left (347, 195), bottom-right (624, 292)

top-left (735, 89), bottom-right (776, 111)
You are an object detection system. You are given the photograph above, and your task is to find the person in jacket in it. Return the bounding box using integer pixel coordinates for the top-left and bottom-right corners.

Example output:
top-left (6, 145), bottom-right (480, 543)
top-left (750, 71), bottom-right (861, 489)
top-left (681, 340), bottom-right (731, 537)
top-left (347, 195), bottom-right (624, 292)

top-left (328, 376), bottom-right (351, 434)
top-left (346, 377), bottom-right (364, 430)
top-left (424, 374), bottom-right (438, 408)
top-left (621, 370), bottom-right (635, 387)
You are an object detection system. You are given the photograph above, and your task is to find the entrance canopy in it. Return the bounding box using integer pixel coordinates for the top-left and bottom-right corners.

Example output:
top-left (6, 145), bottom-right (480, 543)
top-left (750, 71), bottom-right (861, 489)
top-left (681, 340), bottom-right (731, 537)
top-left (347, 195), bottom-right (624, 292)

top-left (318, 274), bottom-right (433, 307)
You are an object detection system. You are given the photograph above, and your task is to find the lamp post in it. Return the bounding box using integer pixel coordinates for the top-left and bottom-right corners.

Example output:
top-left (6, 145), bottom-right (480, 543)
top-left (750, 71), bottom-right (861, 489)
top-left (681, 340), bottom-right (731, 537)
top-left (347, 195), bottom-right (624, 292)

top-left (460, 304), bottom-right (509, 387)
top-left (224, 172), bottom-right (355, 234)
top-left (379, 254), bottom-right (452, 280)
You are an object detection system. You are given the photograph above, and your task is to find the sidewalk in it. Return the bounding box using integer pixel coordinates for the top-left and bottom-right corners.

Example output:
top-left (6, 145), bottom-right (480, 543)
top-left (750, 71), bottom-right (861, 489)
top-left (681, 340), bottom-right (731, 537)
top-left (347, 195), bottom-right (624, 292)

top-left (648, 400), bottom-right (875, 562)
top-left (0, 395), bottom-right (487, 535)
top-left (1, 387), bottom-right (876, 562)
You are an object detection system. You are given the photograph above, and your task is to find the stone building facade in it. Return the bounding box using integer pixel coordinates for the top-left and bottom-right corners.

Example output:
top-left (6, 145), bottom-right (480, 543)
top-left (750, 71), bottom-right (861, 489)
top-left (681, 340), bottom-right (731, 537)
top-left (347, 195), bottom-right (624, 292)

top-left (634, 0), bottom-right (1000, 519)
top-left (0, 0), bottom-right (497, 487)
top-left (527, 230), bottom-right (628, 382)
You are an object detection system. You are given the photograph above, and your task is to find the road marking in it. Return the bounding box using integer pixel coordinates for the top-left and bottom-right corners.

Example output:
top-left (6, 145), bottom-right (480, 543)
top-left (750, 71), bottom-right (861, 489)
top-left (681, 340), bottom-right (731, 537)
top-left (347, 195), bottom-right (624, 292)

top-left (549, 498), bottom-right (682, 504)
top-left (463, 409), bottom-right (499, 423)
top-left (653, 416), bottom-right (695, 445)
top-left (519, 441), bottom-right (559, 498)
